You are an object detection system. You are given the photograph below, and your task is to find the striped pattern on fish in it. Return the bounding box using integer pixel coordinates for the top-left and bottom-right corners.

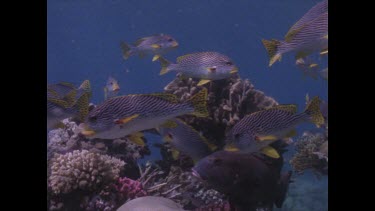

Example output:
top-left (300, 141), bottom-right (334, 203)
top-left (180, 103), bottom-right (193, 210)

top-left (285, 0), bottom-right (328, 41)
top-left (83, 89), bottom-right (208, 140)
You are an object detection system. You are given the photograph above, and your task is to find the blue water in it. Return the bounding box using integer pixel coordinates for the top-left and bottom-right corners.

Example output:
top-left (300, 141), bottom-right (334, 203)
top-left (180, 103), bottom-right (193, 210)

top-left (48, 0), bottom-right (327, 210)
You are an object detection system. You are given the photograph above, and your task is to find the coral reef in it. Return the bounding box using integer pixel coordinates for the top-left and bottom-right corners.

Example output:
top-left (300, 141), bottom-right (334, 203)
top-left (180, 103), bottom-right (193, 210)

top-left (164, 75), bottom-right (278, 148)
top-left (115, 177), bottom-right (148, 200)
top-left (290, 129), bottom-right (328, 176)
top-left (49, 150), bottom-right (125, 194)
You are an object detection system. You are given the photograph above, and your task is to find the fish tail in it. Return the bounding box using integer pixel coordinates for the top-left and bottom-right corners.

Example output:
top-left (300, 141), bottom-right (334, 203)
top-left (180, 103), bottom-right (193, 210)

top-left (304, 96), bottom-right (324, 127)
top-left (120, 41), bottom-right (132, 60)
top-left (275, 171), bottom-right (292, 208)
top-left (79, 80), bottom-right (92, 96)
top-left (187, 88), bottom-right (209, 117)
top-left (261, 39), bottom-right (282, 67)
top-left (73, 92), bottom-right (90, 122)
top-left (158, 56), bottom-right (172, 75)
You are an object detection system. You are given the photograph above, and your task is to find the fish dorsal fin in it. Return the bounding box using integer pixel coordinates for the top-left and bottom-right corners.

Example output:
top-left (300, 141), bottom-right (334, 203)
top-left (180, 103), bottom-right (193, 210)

top-left (176, 119), bottom-right (217, 151)
top-left (62, 90), bottom-right (78, 107)
top-left (133, 93), bottom-right (179, 103)
top-left (271, 104), bottom-right (298, 113)
top-left (177, 54), bottom-right (193, 63)
top-left (58, 82), bottom-right (75, 88)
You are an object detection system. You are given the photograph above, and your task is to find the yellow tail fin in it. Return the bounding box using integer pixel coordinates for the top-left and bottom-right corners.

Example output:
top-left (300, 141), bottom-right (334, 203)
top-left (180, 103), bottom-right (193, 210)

top-left (79, 80), bottom-right (92, 98)
top-left (158, 56), bottom-right (171, 75)
top-left (187, 88), bottom-right (209, 117)
top-left (304, 96), bottom-right (324, 127)
top-left (120, 42), bottom-right (132, 60)
top-left (261, 39), bottom-right (282, 67)
top-left (74, 92), bottom-right (90, 122)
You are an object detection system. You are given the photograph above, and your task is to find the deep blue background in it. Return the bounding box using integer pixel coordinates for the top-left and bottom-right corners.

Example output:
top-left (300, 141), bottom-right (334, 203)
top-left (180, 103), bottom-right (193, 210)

top-left (48, 0), bottom-right (327, 209)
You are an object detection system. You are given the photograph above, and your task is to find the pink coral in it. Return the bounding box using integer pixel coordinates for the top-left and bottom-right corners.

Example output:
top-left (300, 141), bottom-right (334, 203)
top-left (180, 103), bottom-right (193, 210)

top-left (115, 177), bottom-right (147, 201)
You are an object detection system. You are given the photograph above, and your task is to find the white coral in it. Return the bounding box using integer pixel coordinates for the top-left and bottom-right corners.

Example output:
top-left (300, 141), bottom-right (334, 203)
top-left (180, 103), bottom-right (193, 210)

top-left (49, 150), bottom-right (125, 194)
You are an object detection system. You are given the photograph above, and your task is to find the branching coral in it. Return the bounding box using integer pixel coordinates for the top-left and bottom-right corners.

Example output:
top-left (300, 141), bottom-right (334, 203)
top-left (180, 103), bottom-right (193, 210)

top-left (115, 177), bottom-right (148, 200)
top-left (290, 130), bottom-right (328, 175)
top-left (164, 75), bottom-right (278, 147)
top-left (49, 150), bottom-right (126, 194)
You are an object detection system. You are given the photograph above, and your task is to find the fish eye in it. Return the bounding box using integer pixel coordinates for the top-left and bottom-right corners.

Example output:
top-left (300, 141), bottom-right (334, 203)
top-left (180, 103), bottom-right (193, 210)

top-left (225, 61), bottom-right (233, 66)
top-left (167, 38), bottom-right (174, 42)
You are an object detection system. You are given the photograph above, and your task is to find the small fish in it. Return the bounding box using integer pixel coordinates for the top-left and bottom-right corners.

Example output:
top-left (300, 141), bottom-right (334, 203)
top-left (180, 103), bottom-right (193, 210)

top-left (117, 196), bottom-right (186, 211)
top-left (104, 76), bottom-right (120, 100)
top-left (295, 57), bottom-right (320, 80)
top-left (47, 80), bottom-right (92, 129)
top-left (224, 96), bottom-right (324, 158)
top-left (158, 52), bottom-right (238, 86)
top-left (159, 118), bottom-right (217, 162)
top-left (81, 88), bottom-right (208, 140)
top-left (262, 0), bottom-right (328, 66)
top-left (192, 151), bottom-right (292, 209)
top-left (120, 34), bottom-right (178, 61)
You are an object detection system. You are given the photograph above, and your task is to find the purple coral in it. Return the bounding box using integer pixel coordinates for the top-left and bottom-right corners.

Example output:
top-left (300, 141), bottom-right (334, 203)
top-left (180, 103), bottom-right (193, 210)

top-left (115, 177), bottom-right (147, 201)
top-left (195, 201), bottom-right (231, 211)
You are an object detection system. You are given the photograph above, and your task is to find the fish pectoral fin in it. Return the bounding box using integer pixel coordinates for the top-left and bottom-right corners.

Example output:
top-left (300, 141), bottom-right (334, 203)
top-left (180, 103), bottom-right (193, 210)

top-left (284, 129), bottom-right (297, 138)
top-left (114, 114), bottom-right (140, 125)
top-left (152, 54), bottom-right (161, 62)
top-left (261, 146), bottom-right (280, 158)
top-left (309, 63), bottom-right (318, 68)
top-left (160, 120), bottom-right (178, 128)
top-left (197, 79), bottom-right (211, 86)
top-left (256, 135), bottom-right (279, 141)
top-left (151, 44), bottom-right (161, 49)
top-left (171, 149), bottom-right (180, 160)
top-left (81, 128), bottom-right (96, 137)
top-left (128, 133), bottom-right (145, 146)
top-left (206, 66), bottom-right (217, 73)
top-left (224, 144), bottom-right (240, 152)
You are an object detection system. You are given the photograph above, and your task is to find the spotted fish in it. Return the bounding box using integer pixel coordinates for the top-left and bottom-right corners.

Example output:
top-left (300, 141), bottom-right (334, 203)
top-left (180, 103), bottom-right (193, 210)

top-left (157, 51), bottom-right (238, 86)
top-left (47, 80), bottom-right (91, 129)
top-left (159, 118), bottom-right (217, 162)
top-left (120, 34), bottom-right (178, 61)
top-left (262, 0), bottom-right (328, 66)
top-left (225, 96), bottom-right (324, 158)
top-left (81, 89), bottom-right (208, 140)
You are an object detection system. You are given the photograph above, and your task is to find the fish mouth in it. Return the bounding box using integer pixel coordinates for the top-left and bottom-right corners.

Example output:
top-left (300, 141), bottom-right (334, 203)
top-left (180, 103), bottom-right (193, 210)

top-left (230, 67), bottom-right (238, 74)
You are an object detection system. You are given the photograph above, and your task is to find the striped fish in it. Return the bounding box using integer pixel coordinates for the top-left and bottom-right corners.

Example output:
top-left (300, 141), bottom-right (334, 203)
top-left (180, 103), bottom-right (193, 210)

top-left (159, 118), bottom-right (217, 162)
top-left (81, 89), bottom-right (208, 140)
top-left (158, 52), bottom-right (238, 86)
top-left (262, 1), bottom-right (328, 66)
top-left (225, 96), bottom-right (324, 158)
top-left (285, 0), bottom-right (328, 42)
top-left (120, 34), bottom-right (179, 61)
top-left (47, 80), bottom-right (91, 129)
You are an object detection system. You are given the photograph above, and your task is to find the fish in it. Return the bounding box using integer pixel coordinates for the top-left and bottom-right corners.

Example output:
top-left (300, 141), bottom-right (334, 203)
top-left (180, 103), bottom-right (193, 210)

top-left (192, 151), bottom-right (292, 210)
top-left (157, 51), bottom-right (238, 86)
top-left (116, 196), bottom-right (186, 211)
top-left (104, 76), bottom-right (120, 100)
top-left (262, 1), bottom-right (328, 66)
top-left (81, 88), bottom-right (208, 140)
top-left (158, 118), bottom-right (217, 162)
top-left (224, 96), bottom-right (324, 158)
top-left (295, 57), bottom-right (328, 80)
top-left (47, 80), bottom-right (92, 129)
top-left (120, 34), bottom-right (178, 61)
